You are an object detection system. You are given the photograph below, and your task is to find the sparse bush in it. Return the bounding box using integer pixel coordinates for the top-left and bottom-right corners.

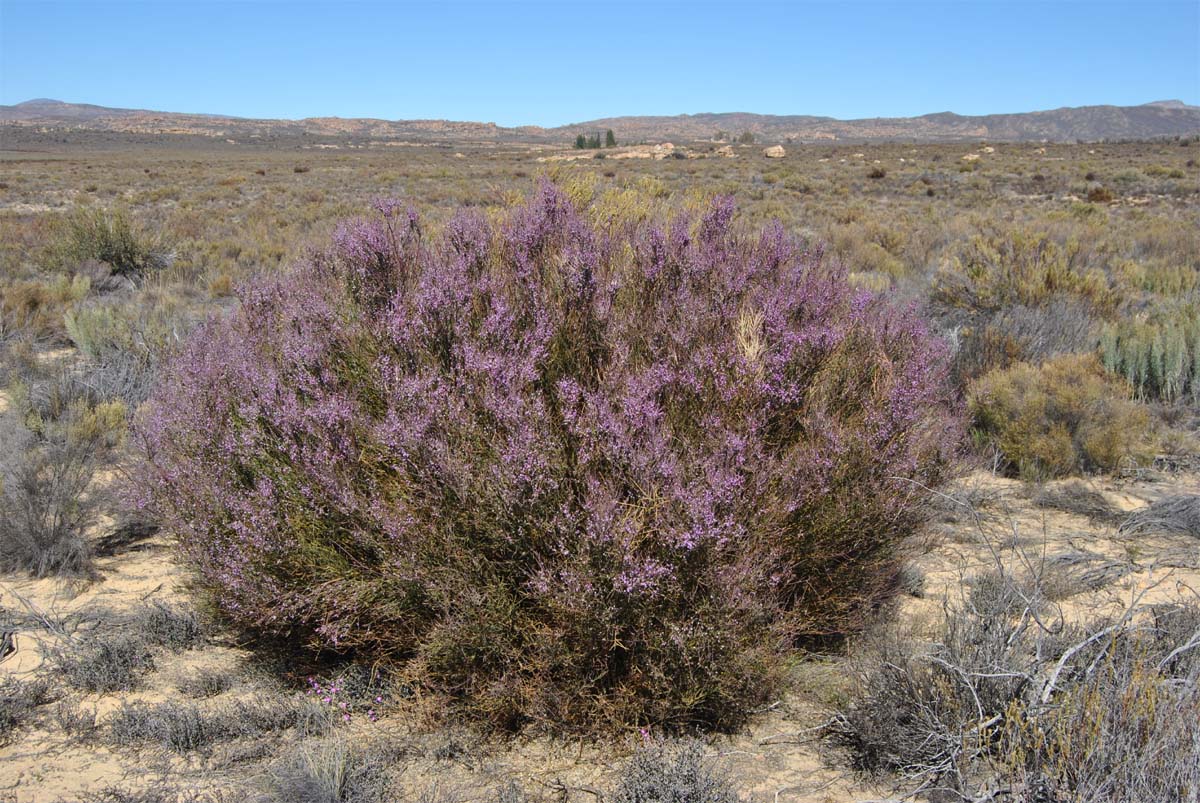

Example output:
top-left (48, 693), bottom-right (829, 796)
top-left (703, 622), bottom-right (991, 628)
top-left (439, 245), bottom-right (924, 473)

top-left (1032, 480), bottom-right (1121, 525)
top-left (51, 602), bottom-right (205, 693)
top-left (0, 337), bottom-right (39, 387)
top-left (55, 632), bottom-right (156, 692)
top-left (0, 403), bottom-right (103, 578)
top-left (948, 299), bottom-right (1096, 385)
top-left (109, 699), bottom-right (209, 753)
top-left (610, 739), bottom-right (739, 803)
top-left (836, 569), bottom-right (1037, 785)
top-left (48, 206), bottom-right (170, 280)
top-left (176, 669), bottom-right (235, 699)
top-left (837, 554), bottom-right (1200, 801)
top-left (57, 784), bottom-right (231, 803)
top-left (486, 783), bottom-right (532, 803)
top-left (1000, 618), bottom-right (1200, 802)
top-left (0, 365), bottom-right (129, 581)
top-left (0, 274), bottom-right (90, 343)
top-left (108, 696), bottom-right (331, 754)
top-left (933, 227), bottom-right (1115, 320)
top-left (1038, 549), bottom-right (1132, 599)
top-left (135, 601), bottom-right (206, 651)
top-left (55, 702), bottom-right (99, 740)
top-left (1119, 494), bottom-right (1200, 539)
top-left (262, 737), bottom-right (396, 803)
top-left (65, 297), bottom-right (192, 408)
top-left (136, 183), bottom-right (960, 733)
top-left (969, 354), bottom-right (1156, 479)
top-left (0, 677), bottom-right (54, 744)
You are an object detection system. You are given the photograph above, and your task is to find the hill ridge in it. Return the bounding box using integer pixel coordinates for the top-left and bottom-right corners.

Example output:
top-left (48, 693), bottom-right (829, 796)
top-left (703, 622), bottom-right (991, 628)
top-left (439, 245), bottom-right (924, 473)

top-left (3, 98), bottom-right (1198, 143)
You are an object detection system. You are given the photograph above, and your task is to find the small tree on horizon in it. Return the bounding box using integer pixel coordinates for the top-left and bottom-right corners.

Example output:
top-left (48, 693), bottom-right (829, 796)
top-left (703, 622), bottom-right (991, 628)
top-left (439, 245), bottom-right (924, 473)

top-left (605, 129), bottom-right (617, 148)
top-left (574, 133), bottom-right (587, 149)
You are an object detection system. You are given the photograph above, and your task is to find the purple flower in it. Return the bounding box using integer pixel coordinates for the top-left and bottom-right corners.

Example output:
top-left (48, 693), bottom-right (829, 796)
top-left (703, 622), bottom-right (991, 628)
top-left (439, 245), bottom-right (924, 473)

top-left (133, 182), bottom-right (962, 729)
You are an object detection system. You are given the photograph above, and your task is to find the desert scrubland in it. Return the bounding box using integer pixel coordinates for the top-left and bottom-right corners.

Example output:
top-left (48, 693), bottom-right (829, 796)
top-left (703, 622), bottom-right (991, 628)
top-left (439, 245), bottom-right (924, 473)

top-left (1, 130), bottom-right (1198, 802)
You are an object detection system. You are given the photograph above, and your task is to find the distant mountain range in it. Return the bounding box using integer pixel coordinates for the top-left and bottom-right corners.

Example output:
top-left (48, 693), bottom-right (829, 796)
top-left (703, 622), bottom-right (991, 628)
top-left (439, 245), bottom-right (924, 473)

top-left (2, 98), bottom-right (1198, 144)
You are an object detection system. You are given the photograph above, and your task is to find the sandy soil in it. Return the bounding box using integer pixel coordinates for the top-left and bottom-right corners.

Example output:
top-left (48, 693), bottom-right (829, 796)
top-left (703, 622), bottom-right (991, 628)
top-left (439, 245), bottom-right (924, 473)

top-left (1, 469), bottom-right (1197, 802)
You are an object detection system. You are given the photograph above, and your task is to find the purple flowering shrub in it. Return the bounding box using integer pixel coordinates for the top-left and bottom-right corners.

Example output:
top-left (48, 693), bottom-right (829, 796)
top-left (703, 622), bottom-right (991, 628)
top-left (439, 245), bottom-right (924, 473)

top-left (136, 182), bottom-right (960, 732)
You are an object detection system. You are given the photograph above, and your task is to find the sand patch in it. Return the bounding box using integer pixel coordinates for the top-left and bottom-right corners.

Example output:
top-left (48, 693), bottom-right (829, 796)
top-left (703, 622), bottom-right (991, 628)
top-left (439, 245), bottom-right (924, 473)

top-left (1, 470), bottom-right (1197, 801)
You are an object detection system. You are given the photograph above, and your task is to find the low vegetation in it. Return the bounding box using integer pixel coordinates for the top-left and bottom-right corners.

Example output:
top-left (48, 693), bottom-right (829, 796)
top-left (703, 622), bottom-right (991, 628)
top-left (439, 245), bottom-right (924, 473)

top-left (610, 739), bottom-right (740, 803)
top-left (0, 394), bottom-right (107, 578)
top-left (1119, 493), bottom-right (1200, 538)
top-left (0, 677), bottom-right (55, 745)
top-left (51, 602), bottom-right (210, 692)
top-left (836, 543), bottom-right (1200, 802)
top-left (54, 631), bottom-right (157, 693)
top-left (261, 737), bottom-right (398, 803)
top-left (0, 132), bottom-right (1196, 799)
top-left (1031, 479), bottom-right (1122, 525)
top-left (107, 695), bottom-right (331, 754)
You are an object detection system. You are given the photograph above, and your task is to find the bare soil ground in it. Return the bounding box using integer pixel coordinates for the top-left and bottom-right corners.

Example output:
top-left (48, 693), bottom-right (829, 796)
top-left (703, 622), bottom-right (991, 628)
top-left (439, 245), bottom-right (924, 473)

top-left (2, 468), bottom-right (1195, 802)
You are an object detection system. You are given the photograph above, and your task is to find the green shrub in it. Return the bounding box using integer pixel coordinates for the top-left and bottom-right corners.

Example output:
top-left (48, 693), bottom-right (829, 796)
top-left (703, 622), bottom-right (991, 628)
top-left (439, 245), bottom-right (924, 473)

top-left (969, 354), bottom-right (1156, 479)
top-left (1100, 305), bottom-right (1200, 404)
top-left (49, 206), bottom-right (169, 279)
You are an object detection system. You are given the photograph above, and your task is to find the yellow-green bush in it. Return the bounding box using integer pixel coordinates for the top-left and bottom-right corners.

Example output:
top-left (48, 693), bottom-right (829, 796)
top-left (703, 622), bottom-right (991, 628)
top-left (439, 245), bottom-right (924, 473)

top-left (969, 354), bottom-right (1156, 479)
top-left (934, 227), bottom-right (1116, 316)
top-left (64, 300), bottom-right (179, 363)
top-left (0, 275), bottom-right (91, 342)
top-left (1113, 258), bottom-right (1199, 296)
top-left (46, 206), bottom-right (168, 279)
top-left (65, 399), bottom-right (128, 449)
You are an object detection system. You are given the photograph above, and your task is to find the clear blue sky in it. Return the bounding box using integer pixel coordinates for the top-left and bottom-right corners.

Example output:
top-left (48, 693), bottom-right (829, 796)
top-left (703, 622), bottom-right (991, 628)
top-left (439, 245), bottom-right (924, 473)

top-left (1, 0), bottom-right (1196, 127)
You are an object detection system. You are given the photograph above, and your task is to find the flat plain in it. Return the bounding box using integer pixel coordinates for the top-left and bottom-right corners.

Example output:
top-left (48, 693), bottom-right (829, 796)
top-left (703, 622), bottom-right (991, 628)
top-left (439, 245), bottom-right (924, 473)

top-left (1, 129), bottom-right (1198, 802)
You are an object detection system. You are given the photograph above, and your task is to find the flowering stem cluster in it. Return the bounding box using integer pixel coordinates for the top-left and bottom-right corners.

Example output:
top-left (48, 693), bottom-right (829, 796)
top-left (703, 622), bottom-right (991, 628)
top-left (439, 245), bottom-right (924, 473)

top-left (136, 182), bottom-right (961, 732)
top-left (305, 676), bottom-right (380, 723)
